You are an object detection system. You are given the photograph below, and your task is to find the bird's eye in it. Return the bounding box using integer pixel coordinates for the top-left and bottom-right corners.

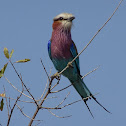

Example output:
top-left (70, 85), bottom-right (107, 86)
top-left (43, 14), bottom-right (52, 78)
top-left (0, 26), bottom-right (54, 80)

top-left (53, 17), bottom-right (64, 21)
top-left (59, 17), bottom-right (63, 20)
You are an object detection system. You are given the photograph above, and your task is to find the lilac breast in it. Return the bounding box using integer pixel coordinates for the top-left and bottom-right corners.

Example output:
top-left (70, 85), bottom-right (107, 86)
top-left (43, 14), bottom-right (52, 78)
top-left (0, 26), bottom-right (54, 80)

top-left (51, 30), bottom-right (72, 59)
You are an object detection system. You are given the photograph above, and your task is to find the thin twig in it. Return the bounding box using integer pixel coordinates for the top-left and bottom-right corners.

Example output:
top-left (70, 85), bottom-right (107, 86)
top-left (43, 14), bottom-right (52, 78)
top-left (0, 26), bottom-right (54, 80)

top-left (51, 84), bottom-right (72, 93)
top-left (41, 107), bottom-right (61, 109)
top-left (3, 96), bottom-right (57, 104)
top-left (41, 96), bottom-right (57, 101)
top-left (50, 76), bottom-right (61, 90)
top-left (7, 92), bottom-right (23, 126)
top-left (48, 109), bottom-right (72, 118)
top-left (40, 58), bottom-right (50, 82)
top-left (16, 104), bottom-right (42, 122)
top-left (58, 0), bottom-right (123, 75)
top-left (4, 76), bottom-right (33, 100)
top-left (7, 76), bottom-right (24, 126)
top-left (39, 79), bottom-right (49, 100)
top-left (56, 92), bottom-right (70, 108)
top-left (81, 66), bottom-right (100, 79)
top-left (51, 66), bottom-right (99, 93)
top-left (28, 1), bottom-right (123, 125)
top-left (9, 60), bottom-right (39, 107)
top-left (41, 93), bottom-right (98, 110)
top-left (4, 96), bottom-right (34, 103)
top-left (28, 77), bottom-right (55, 126)
top-left (39, 68), bottom-right (52, 100)
top-left (3, 86), bottom-right (9, 119)
top-left (60, 93), bottom-right (99, 109)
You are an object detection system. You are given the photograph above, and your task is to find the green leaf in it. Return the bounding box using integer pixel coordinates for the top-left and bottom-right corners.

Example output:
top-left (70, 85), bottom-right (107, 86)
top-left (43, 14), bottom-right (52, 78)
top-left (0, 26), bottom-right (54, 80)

top-left (0, 99), bottom-right (4, 111)
top-left (4, 48), bottom-right (9, 59)
top-left (10, 49), bottom-right (14, 58)
top-left (0, 72), bottom-right (3, 78)
top-left (0, 63), bottom-right (8, 78)
top-left (16, 59), bottom-right (31, 63)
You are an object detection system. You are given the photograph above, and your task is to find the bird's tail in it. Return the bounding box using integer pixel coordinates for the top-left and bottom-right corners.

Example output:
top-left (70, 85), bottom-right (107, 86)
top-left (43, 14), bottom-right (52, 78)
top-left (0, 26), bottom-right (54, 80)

top-left (70, 76), bottom-right (111, 118)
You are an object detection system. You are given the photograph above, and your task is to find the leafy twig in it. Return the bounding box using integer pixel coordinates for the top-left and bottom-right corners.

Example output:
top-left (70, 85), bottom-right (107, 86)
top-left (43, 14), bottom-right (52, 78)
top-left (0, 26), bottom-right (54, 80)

top-left (9, 60), bottom-right (39, 107)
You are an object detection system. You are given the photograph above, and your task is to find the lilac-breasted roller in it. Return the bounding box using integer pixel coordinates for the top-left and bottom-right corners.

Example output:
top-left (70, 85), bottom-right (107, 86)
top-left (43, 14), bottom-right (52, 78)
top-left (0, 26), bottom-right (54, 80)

top-left (48, 13), bottom-right (110, 117)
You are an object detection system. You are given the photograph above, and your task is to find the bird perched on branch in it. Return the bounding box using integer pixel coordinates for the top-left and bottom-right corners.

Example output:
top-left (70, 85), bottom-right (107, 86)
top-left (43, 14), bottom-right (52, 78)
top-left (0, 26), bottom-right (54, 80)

top-left (48, 13), bottom-right (110, 117)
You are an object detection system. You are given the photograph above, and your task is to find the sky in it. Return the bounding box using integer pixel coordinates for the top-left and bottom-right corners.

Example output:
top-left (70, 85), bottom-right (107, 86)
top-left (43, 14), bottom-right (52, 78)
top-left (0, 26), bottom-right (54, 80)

top-left (0, 0), bottom-right (126, 126)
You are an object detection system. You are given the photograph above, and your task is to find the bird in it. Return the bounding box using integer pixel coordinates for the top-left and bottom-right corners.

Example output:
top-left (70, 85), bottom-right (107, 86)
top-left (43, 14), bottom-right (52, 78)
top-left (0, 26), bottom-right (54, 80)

top-left (48, 13), bottom-right (111, 117)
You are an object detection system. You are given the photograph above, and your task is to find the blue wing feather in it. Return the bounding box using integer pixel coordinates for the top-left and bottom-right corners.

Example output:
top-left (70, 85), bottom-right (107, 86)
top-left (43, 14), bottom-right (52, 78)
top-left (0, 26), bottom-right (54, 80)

top-left (70, 42), bottom-right (80, 74)
top-left (48, 40), bottom-right (52, 60)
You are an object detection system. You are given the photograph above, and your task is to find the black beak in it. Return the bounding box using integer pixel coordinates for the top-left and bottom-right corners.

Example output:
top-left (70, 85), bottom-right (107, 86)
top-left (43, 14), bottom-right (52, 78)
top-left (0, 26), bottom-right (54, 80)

top-left (69, 16), bottom-right (75, 21)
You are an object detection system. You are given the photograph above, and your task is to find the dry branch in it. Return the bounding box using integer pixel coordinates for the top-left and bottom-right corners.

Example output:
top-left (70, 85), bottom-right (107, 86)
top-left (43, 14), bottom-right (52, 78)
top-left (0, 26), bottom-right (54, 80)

top-left (9, 60), bottom-right (39, 107)
top-left (1, 1), bottom-right (123, 125)
top-left (16, 104), bottom-right (42, 122)
top-left (58, 0), bottom-right (123, 75)
top-left (7, 91), bottom-right (23, 126)
top-left (4, 86), bottom-right (9, 119)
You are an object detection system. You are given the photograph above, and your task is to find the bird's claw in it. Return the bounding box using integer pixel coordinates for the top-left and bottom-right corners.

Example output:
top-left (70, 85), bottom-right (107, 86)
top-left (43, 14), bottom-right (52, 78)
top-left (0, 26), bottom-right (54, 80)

top-left (51, 72), bottom-right (60, 80)
top-left (67, 61), bottom-right (73, 68)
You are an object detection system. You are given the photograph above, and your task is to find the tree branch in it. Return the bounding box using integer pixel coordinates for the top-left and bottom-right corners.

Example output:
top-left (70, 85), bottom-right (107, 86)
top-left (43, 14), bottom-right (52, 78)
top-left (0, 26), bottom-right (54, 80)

top-left (28, 77), bottom-right (55, 126)
top-left (58, 0), bottom-right (123, 75)
top-left (4, 76), bottom-right (33, 100)
top-left (48, 109), bottom-right (72, 118)
top-left (9, 60), bottom-right (39, 107)
top-left (16, 104), bottom-right (42, 122)
top-left (7, 91), bottom-right (23, 126)
top-left (3, 86), bottom-right (9, 119)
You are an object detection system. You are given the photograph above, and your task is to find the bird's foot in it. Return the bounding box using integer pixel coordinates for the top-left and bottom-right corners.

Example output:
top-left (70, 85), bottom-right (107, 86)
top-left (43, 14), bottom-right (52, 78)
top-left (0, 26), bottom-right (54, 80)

top-left (51, 72), bottom-right (60, 80)
top-left (67, 61), bottom-right (73, 68)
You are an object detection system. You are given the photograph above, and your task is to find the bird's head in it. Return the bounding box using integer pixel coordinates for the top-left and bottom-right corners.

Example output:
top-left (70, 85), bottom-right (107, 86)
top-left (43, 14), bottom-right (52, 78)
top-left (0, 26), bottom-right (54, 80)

top-left (52, 13), bottom-right (75, 31)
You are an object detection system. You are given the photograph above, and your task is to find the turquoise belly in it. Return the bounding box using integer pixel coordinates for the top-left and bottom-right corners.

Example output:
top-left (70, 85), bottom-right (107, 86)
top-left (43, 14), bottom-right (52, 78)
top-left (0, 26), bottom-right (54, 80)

top-left (52, 58), bottom-right (78, 81)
